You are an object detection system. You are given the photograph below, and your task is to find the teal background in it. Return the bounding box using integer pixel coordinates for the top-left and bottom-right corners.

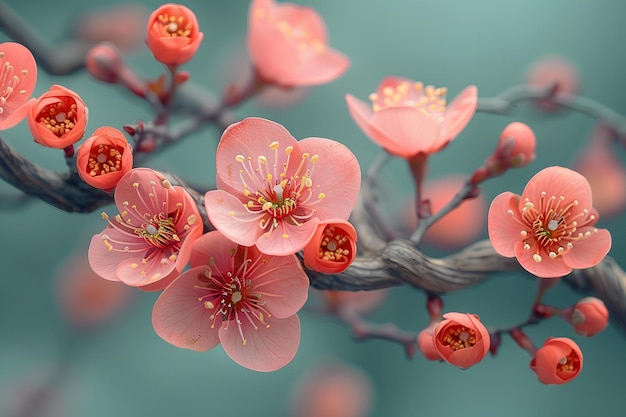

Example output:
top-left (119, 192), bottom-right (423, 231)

top-left (1, 0), bottom-right (625, 416)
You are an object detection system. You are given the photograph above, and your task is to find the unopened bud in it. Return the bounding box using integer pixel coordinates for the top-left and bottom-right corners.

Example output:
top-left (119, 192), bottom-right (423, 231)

top-left (85, 42), bottom-right (124, 83)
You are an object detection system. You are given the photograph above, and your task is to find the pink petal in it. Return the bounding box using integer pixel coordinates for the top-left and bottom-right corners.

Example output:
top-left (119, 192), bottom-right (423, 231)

top-left (446, 341), bottom-right (488, 369)
top-left (152, 266), bottom-right (221, 352)
top-left (254, 217), bottom-right (320, 256)
top-left (279, 47), bottom-right (350, 86)
top-left (113, 168), bottom-right (171, 220)
top-left (116, 255), bottom-right (178, 288)
top-left (487, 192), bottom-right (522, 257)
top-left (189, 230), bottom-right (239, 269)
top-left (214, 117), bottom-right (301, 196)
top-left (440, 85), bottom-right (478, 141)
top-left (250, 253), bottom-right (309, 318)
top-left (0, 98), bottom-right (34, 130)
top-left (370, 107), bottom-right (440, 157)
top-left (514, 241), bottom-right (571, 278)
top-left (521, 166), bottom-right (593, 215)
top-left (297, 137), bottom-right (361, 220)
top-left (219, 314), bottom-right (300, 372)
top-left (274, 3), bottom-right (328, 43)
top-left (205, 189), bottom-right (264, 247)
top-left (562, 228), bottom-right (611, 270)
top-left (88, 229), bottom-right (144, 282)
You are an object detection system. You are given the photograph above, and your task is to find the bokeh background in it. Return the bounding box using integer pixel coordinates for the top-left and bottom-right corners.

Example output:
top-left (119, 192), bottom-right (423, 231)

top-left (2, 0), bottom-right (626, 416)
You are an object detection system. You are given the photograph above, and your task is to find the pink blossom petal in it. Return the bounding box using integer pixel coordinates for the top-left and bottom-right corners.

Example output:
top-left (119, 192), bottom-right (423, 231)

top-left (189, 229), bottom-right (238, 269)
top-left (279, 48), bottom-right (350, 86)
top-left (113, 168), bottom-right (171, 220)
top-left (215, 117), bottom-right (301, 195)
top-left (219, 314), bottom-right (300, 372)
top-left (115, 255), bottom-right (178, 287)
top-left (251, 254), bottom-right (309, 318)
top-left (521, 166), bottom-right (592, 216)
top-left (205, 189), bottom-right (264, 247)
top-left (515, 241), bottom-right (571, 278)
top-left (446, 341), bottom-right (488, 369)
top-left (255, 217), bottom-right (320, 256)
top-left (0, 98), bottom-right (35, 130)
top-left (152, 266), bottom-right (221, 352)
top-left (440, 85), bottom-right (478, 142)
top-left (370, 107), bottom-right (440, 156)
top-left (274, 3), bottom-right (328, 42)
top-left (562, 228), bottom-right (611, 270)
top-left (297, 137), bottom-right (361, 220)
top-left (488, 192), bottom-right (522, 257)
top-left (88, 230), bottom-right (143, 282)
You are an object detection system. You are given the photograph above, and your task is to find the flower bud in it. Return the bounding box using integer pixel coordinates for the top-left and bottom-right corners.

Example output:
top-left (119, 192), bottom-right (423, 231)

top-left (28, 85), bottom-right (88, 149)
top-left (565, 297), bottom-right (609, 337)
top-left (76, 126), bottom-right (133, 191)
top-left (530, 337), bottom-right (583, 384)
top-left (85, 42), bottom-right (124, 84)
top-left (432, 312), bottom-right (490, 369)
top-left (484, 122), bottom-right (536, 177)
top-left (146, 3), bottom-right (203, 66)
top-left (303, 219), bottom-right (357, 274)
top-left (417, 323), bottom-right (441, 361)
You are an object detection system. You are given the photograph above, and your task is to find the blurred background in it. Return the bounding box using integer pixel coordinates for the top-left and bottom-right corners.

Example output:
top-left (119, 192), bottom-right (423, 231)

top-left (1, 0), bottom-right (626, 416)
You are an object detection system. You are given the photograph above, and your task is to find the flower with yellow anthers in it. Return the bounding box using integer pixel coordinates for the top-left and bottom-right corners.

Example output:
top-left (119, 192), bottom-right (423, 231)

top-left (146, 3), bottom-right (203, 66)
top-left (205, 117), bottom-right (360, 256)
top-left (89, 168), bottom-right (202, 291)
top-left (247, 0), bottom-right (349, 87)
top-left (530, 337), bottom-right (583, 385)
top-left (0, 42), bottom-right (37, 130)
top-left (346, 76), bottom-right (477, 158)
top-left (488, 166), bottom-right (611, 278)
top-left (432, 312), bottom-right (490, 369)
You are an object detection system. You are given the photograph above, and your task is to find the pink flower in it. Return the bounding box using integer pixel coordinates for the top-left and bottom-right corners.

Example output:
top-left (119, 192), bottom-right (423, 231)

top-left (488, 166), bottom-right (612, 278)
top-left (345, 76), bottom-right (477, 158)
top-left (73, 4), bottom-right (148, 52)
top-left (152, 230), bottom-right (309, 372)
top-left (565, 297), bottom-right (609, 337)
top-left (28, 84), bottom-right (88, 149)
top-left (432, 312), bottom-right (490, 369)
top-left (288, 360), bottom-right (374, 417)
top-left (303, 219), bottom-right (357, 274)
top-left (205, 117), bottom-right (360, 256)
top-left (89, 168), bottom-right (202, 291)
top-left (247, 0), bottom-right (349, 87)
top-left (0, 42), bottom-right (37, 130)
top-left (315, 288), bottom-right (388, 317)
top-left (146, 3), bottom-right (204, 66)
top-left (530, 337), bottom-right (583, 385)
top-left (55, 250), bottom-right (134, 329)
top-left (76, 126), bottom-right (133, 191)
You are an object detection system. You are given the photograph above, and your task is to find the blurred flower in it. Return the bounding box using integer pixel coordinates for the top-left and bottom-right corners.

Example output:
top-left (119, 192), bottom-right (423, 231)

top-left (85, 42), bottom-right (124, 84)
top-left (526, 56), bottom-right (580, 111)
top-left (73, 4), bottom-right (148, 52)
top-left (488, 166), bottom-right (611, 278)
top-left (288, 360), bottom-right (374, 417)
top-left (76, 126), bottom-right (133, 191)
top-left (346, 76), bottom-right (477, 158)
top-left (56, 250), bottom-right (134, 329)
top-left (530, 337), bottom-right (583, 385)
top-left (152, 230), bottom-right (309, 372)
top-left (89, 168), bottom-right (202, 290)
top-left (205, 117), bottom-right (360, 256)
top-left (303, 219), bottom-right (357, 273)
top-left (432, 312), bottom-right (490, 369)
top-left (572, 126), bottom-right (626, 219)
top-left (247, 0), bottom-right (349, 87)
top-left (0, 42), bottom-right (37, 130)
top-left (564, 296), bottom-right (609, 337)
top-left (146, 3), bottom-right (203, 66)
top-left (473, 122), bottom-right (536, 183)
top-left (315, 288), bottom-right (388, 317)
top-left (28, 85), bottom-right (87, 149)
top-left (417, 323), bottom-right (442, 361)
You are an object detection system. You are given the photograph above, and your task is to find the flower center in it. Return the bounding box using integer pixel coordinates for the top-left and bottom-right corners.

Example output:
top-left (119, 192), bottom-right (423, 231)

top-left (87, 143), bottom-right (125, 177)
top-left (36, 100), bottom-right (77, 138)
top-left (158, 13), bottom-right (192, 38)
top-left (439, 324), bottom-right (477, 351)
top-left (368, 81), bottom-right (447, 121)
top-left (0, 50), bottom-right (31, 114)
top-left (135, 215), bottom-right (179, 248)
top-left (317, 224), bottom-right (352, 264)
top-left (195, 252), bottom-right (272, 346)
top-left (508, 192), bottom-right (598, 263)
top-left (233, 141), bottom-right (325, 238)
top-left (557, 352), bottom-right (581, 373)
